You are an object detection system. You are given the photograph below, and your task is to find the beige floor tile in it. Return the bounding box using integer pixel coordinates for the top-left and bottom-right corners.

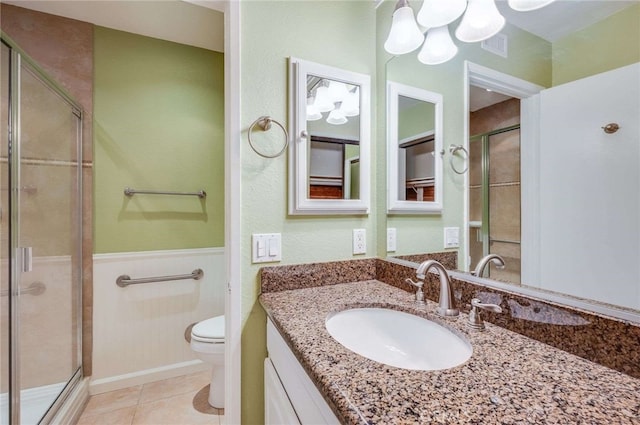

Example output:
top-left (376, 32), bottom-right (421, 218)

top-left (76, 406), bottom-right (136, 425)
top-left (132, 390), bottom-right (221, 425)
top-left (139, 370), bottom-right (210, 404)
top-left (82, 386), bottom-right (142, 417)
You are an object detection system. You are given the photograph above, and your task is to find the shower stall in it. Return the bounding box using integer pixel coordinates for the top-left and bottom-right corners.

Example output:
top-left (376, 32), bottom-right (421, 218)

top-left (1, 38), bottom-right (83, 424)
top-left (468, 124), bottom-right (521, 283)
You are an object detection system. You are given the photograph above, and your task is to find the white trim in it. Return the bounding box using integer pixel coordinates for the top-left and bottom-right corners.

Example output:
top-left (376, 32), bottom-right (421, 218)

top-left (89, 360), bottom-right (209, 395)
top-left (387, 81), bottom-right (443, 214)
top-left (93, 247), bottom-right (224, 262)
top-left (463, 61), bottom-right (543, 272)
top-left (288, 57), bottom-right (371, 215)
top-left (224, 1), bottom-right (242, 424)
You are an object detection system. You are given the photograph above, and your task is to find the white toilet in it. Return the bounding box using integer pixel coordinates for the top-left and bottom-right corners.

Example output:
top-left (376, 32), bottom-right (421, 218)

top-left (190, 315), bottom-right (225, 408)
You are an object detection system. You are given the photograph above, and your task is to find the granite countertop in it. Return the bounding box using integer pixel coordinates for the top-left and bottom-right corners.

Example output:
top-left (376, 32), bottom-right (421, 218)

top-left (260, 280), bottom-right (640, 424)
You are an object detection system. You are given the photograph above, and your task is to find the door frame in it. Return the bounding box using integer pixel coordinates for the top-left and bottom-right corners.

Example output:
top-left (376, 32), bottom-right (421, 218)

top-left (463, 61), bottom-right (543, 277)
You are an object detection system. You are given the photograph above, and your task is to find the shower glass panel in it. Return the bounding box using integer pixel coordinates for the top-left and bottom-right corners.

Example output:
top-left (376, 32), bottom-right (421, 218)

top-left (469, 125), bottom-right (521, 283)
top-left (1, 38), bottom-right (82, 425)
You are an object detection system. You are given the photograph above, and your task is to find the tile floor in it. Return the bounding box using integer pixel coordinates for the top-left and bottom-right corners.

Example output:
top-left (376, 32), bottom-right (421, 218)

top-left (77, 371), bottom-right (223, 425)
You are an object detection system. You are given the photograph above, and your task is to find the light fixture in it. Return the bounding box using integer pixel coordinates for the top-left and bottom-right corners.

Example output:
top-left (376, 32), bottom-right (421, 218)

top-left (418, 26), bottom-right (458, 65)
top-left (385, 0), bottom-right (554, 67)
top-left (455, 0), bottom-right (505, 43)
top-left (326, 109), bottom-right (347, 125)
top-left (313, 86), bottom-right (334, 113)
top-left (417, 0), bottom-right (467, 29)
top-left (384, 0), bottom-right (425, 55)
top-left (508, 0), bottom-right (555, 12)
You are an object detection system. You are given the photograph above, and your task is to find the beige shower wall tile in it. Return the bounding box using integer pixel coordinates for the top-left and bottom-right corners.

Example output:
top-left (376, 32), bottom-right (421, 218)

top-left (489, 185), bottom-right (521, 242)
top-left (470, 98), bottom-right (520, 136)
top-left (489, 130), bottom-right (520, 184)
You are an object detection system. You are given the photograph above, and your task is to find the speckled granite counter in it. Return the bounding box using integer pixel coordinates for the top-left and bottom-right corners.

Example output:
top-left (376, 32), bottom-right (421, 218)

top-left (260, 280), bottom-right (640, 424)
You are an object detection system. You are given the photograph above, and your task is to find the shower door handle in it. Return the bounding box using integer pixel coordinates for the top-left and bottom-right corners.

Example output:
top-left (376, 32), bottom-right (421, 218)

top-left (20, 247), bottom-right (33, 272)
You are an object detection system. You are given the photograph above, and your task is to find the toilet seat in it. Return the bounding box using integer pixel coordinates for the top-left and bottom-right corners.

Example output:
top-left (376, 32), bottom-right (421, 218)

top-left (192, 315), bottom-right (225, 343)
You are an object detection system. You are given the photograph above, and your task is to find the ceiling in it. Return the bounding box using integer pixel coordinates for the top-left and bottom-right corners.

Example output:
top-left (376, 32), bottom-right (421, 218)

top-left (497, 0), bottom-right (637, 42)
top-left (3, 0), bottom-right (225, 52)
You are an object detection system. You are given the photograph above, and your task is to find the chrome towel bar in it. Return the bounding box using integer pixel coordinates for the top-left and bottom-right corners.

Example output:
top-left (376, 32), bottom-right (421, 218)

top-left (116, 269), bottom-right (204, 287)
top-left (124, 187), bottom-right (206, 198)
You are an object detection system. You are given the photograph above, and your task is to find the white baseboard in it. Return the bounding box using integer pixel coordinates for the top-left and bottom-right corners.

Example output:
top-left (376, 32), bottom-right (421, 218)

top-left (89, 360), bottom-right (209, 395)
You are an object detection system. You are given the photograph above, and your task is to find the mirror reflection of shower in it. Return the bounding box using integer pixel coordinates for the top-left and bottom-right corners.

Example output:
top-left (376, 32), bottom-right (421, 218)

top-left (468, 85), bottom-right (522, 284)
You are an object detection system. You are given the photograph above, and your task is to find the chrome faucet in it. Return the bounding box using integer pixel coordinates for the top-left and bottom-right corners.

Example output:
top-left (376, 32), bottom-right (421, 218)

top-left (472, 254), bottom-right (505, 278)
top-left (467, 298), bottom-right (503, 330)
top-left (416, 260), bottom-right (459, 318)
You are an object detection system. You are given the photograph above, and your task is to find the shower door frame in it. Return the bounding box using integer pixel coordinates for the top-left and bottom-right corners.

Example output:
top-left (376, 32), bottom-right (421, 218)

top-left (469, 124), bottom-right (521, 273)
top-left (3, 35), bottom-right (84, 425)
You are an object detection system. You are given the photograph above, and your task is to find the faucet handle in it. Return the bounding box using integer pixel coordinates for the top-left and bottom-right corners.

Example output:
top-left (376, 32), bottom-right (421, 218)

top-left (405, 278), bottom-right (425, 305)
top-left (468, 298), bottom-right (503, 330)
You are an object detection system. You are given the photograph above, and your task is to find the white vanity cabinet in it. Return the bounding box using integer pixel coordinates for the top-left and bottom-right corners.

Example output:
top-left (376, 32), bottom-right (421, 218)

top-left (265, 319), bottom-right (341, 425)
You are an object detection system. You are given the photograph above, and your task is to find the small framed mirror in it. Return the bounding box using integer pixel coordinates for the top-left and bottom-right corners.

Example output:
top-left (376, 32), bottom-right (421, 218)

top-left (288, 57), bottom-right (370, 215)
top-left (387, 81), bottom-right (443, 214)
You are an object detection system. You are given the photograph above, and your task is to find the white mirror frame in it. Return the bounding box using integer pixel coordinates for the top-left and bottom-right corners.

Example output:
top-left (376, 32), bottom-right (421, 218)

top-left (387, 81), bottom-right (443, 214)
top-left (288, 57), bottom-right (371, 215)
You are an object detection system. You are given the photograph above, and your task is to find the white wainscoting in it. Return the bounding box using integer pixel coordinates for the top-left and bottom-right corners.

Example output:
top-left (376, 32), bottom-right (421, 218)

top-left (91, 248), bottom-right (225, 394)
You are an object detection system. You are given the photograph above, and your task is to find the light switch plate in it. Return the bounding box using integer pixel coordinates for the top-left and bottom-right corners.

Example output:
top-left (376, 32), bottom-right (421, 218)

top-left (252, 233), bottom-right (282, 263)
top-left (387, 228), bottom-right (397, 252)
top-left (444, 227), bottom-right (460, 248)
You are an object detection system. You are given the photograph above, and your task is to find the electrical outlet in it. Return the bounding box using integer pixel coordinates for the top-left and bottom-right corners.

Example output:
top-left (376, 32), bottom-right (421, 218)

top-left (353, 229), bottom-right (366, 255)
top-left (387, 228), bottom-right (397, 252)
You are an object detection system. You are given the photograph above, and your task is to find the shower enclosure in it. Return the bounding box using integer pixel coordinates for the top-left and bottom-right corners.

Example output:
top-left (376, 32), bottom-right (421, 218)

top-left (1, 38), bottom-right (83, 424)
top-left (468, 125), bottom-right (521, 283)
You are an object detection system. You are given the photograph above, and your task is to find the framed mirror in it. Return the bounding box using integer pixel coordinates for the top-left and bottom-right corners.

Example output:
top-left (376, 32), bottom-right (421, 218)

top-left (387, 81), bottom-right (443, 214)
top-left (288, 57), bottom-right (370, 215)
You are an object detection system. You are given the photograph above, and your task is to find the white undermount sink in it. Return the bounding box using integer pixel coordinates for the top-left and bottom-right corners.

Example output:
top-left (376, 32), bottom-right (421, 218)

top-left (325, 308), bottom-right (472, 371)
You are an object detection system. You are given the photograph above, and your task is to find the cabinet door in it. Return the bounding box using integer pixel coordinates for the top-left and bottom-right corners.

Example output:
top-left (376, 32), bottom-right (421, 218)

top-left (265, 358), bottom-right (301, 425)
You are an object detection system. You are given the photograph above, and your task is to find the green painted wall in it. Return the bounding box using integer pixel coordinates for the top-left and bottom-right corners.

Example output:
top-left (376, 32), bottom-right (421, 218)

top-left (93, 27), bottom-right (224, 253)
top-left (240, 1), bottom-right (376, 423)
top-left (552, 3), bottom-right (640, 86)
top-left (398, 101), bottom-right (435, 140)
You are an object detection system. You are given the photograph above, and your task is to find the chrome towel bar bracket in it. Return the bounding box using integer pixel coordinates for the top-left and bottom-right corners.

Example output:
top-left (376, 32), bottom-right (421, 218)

top-left (116, 268), bottom-right (204, 287)
top-left (124, 187), bottom-right (206, 198)
top-left (247, 115), bottom-right (289, 158)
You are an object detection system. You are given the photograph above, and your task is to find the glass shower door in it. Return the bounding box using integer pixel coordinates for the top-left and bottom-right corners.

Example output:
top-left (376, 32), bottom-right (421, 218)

top-left (1, 41), bottom-right (10, 425)
top-left (469, 125), bottom-right (521, 283)
top-left (3, 45), bottom-right (83, 424)
top-left (17, 51), bottom-right (82, 425)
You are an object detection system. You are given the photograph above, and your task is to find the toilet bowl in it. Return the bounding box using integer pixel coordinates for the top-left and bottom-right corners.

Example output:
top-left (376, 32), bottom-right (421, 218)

top-left (190, 315), bottom-right (225, 408)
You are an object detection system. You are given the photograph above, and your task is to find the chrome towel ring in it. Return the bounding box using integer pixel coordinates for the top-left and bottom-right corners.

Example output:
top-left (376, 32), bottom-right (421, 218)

top-left (248, 115), bottom-right (289, 158)
top-left (449, 144), bottom-right (469, 175)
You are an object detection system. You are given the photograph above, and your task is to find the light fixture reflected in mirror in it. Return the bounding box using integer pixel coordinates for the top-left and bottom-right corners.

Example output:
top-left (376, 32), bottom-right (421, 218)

top-left (306, 98), bottom-right (322, 121)
top-left (326, 109), bottom-right (348, 125)
top-left (385, 0), bottom-right (555, 65)
top-left (340, 87), bottom-right (360, 117)
top-left (313, 86), bottom-right (334, 112)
